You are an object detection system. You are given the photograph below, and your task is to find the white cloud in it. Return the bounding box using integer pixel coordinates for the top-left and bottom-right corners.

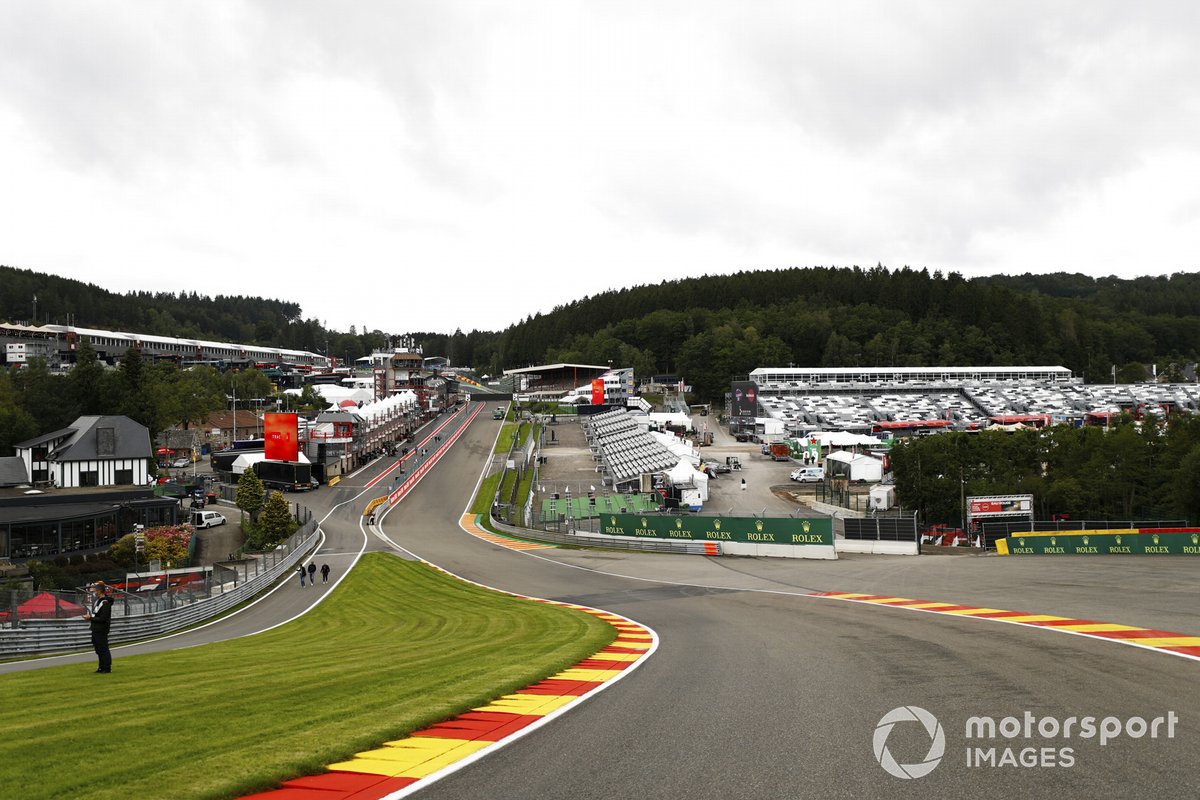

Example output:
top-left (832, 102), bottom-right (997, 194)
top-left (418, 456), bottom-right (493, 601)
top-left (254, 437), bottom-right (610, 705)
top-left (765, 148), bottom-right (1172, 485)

top-left (2, 1), bottom-right (1199, 335)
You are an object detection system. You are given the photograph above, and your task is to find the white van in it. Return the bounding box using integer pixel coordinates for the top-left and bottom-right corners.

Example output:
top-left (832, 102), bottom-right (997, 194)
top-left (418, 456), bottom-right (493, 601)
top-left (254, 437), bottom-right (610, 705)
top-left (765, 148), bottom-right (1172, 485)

top-left (190, 510), bottom-right (226, 529)
top-left (790, 466), bottom-right (825, 483)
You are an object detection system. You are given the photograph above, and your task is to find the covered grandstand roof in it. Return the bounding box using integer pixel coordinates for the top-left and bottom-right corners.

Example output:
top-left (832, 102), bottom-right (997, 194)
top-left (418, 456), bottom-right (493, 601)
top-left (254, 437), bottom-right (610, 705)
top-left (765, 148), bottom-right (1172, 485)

top-left (750, 365), bottom-right (1075, 384)
top-left (502, 363), bottom-right (608, 376)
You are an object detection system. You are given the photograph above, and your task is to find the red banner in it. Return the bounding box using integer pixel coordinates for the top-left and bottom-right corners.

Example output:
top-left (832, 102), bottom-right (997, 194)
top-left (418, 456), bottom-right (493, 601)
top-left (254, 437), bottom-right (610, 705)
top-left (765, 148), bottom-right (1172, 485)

top-left (264, 413), bottom-right (299, 461)
top-left (591, 378), bottom-right (605, 405)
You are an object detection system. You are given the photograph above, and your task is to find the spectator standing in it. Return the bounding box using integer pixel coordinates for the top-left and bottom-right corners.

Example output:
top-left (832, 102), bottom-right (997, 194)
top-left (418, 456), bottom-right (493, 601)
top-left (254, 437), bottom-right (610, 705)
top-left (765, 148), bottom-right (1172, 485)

top-left (297, 565), bottom-right (306, 588)
top-left (307, 563), bottom-right (316, 586)
top-left (83, 582), bottom-right (113, 673)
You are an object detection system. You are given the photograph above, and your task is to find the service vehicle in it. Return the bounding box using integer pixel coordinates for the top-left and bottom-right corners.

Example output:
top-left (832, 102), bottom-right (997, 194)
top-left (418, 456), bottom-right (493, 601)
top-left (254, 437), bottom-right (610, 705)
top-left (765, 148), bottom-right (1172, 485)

top-left (790, 466), bottom-right (825, 483)
top-left (493, 406), bottom-right (505, 420)
top-left (190, 510), bottom-right (227, 528)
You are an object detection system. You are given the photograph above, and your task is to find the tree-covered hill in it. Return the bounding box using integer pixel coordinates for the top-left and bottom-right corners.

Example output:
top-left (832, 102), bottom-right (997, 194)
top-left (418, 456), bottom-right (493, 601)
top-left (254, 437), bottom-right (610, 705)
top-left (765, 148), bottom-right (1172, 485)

top-left (491, 266), bottom-right (1200, 398)
top-left (6, 263), bottom-right (1200, 397)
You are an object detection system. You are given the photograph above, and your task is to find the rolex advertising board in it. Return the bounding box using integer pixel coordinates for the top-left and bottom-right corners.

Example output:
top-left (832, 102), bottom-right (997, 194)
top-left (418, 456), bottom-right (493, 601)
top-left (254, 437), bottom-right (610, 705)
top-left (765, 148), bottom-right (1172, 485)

top-left (599, 513), bottom-right (834, 558)
top-left (1001, 530), bottom-right (1200, 556)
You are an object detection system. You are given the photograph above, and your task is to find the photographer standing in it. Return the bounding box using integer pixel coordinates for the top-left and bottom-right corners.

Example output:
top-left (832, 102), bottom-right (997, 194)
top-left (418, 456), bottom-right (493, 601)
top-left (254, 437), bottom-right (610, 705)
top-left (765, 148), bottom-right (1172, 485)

top-left (83, 582), bottom-right (114, 674)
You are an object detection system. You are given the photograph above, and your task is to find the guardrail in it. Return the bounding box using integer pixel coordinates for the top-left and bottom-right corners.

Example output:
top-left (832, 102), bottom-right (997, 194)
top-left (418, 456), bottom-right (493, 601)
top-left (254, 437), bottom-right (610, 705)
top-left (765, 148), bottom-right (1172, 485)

top-left (0, 516), bottom-right (320, 659)
top-left (488, 512), bottom-right (718, 556)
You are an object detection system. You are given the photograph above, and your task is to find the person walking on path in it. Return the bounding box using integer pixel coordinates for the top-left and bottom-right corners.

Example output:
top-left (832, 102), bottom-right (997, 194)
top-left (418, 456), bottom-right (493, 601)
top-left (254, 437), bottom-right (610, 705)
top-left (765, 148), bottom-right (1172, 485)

top-left (741, 478), bottom-right (747, 492)
top-left (307, 563), bottom-right (316, 586)
top-left (83, 582), bottom-right (114, 673)
top-left (297, 565), bottom-right (306, 588)
top-left (320, 563), bottom-right (330, 584)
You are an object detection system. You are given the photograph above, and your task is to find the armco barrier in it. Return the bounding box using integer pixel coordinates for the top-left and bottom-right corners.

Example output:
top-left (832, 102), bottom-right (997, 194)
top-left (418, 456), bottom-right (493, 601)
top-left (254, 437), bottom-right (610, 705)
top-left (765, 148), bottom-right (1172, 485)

top-left (489, 512), bottom-right (837, 559)
top-left (998, 529), bottom-right (1200, 556)
top-left (489, 513), bottom-right (718, 555)
top-left (595, 512), bottom-right (836, 559)
top-left (0, 517), bottom-right (320, 658)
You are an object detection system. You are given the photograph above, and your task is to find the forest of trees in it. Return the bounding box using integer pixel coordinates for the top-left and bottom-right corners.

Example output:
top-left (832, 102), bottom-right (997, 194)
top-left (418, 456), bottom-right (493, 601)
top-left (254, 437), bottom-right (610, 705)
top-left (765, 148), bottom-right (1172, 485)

top-left (891, 414), bottom-right (1200, 527)
top-left (6, 264), bottom-right (1200, 397)
top-left (6, 262), bottom-right (1200, 525)
top-left (0, 265), bottom-right (488, 371)
top-left (490, 266), bottom-right (1200, 399)
top-left (0, 341), bottom-right (324, 457)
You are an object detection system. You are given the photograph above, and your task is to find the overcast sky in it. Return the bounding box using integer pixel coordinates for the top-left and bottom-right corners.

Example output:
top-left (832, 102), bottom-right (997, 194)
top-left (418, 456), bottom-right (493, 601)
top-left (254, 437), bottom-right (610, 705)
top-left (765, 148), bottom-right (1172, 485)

top-left (2, 2), bottom-right (1198, 336)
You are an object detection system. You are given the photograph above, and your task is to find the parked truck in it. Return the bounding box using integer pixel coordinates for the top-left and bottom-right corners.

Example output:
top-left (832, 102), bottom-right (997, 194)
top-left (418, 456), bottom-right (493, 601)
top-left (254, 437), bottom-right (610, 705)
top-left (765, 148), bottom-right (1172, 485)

top-left (769, 442), bottom-right (791, 461)
top-left (253, 459), bottom-right (314, 492)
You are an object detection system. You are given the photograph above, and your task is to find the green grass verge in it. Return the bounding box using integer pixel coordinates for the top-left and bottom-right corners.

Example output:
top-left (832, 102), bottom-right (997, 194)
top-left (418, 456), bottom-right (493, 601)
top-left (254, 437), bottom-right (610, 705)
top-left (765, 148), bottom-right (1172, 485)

top-left (495, 421), bottom-right (518, 452)
top-left (516, 463), bottom-right (536, 507)
top-left (471, 472), bottom-right (502, 515)
top-left (2, 554), bottom-right (614, 800)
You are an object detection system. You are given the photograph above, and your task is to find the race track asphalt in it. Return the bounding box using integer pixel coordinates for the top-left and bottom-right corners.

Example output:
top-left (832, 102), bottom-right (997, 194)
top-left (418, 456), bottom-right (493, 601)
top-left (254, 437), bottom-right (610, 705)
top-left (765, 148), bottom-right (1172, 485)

top-left (8, 401), bottom-right (1198, 799)
top-left (377, 408), bottom-right (1200, 800)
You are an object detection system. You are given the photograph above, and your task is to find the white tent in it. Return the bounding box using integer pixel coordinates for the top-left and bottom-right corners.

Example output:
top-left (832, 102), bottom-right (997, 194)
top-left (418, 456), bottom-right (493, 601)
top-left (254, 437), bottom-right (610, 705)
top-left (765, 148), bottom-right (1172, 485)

top-left (813, 431), bottom-right (880, 448)
top-left (824, 450), bottom-right (884, 483)
top-left (667, 459), bottom-right (709, 501)
top-left (650, 431), bottom-right (700, 466)
top-left (647, 412), bottom-right (691, 429)
top-left (231, 451), bottom-right (310, 475)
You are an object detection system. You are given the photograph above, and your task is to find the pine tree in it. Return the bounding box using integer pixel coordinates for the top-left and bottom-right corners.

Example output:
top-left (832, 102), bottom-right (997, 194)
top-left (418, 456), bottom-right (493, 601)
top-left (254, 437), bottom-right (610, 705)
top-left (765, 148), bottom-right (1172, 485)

top-left (258, 491), bottom-right (293, 547)
top-left (236, 469), bottom-right (266, 521)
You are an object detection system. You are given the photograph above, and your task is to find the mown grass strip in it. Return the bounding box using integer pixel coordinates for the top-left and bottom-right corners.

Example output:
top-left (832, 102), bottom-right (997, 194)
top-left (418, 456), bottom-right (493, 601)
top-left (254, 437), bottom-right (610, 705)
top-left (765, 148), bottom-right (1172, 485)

top-left (471, 472), bottom-right (502, 515)
top-left (1, 554), bottom-right (614, 800)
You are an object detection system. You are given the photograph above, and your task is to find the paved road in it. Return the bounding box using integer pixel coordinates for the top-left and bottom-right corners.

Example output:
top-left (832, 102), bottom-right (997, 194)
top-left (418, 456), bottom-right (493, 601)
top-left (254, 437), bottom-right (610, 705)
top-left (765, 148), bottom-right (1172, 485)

top-left (9, 402), bottom-right (1198, 799)
top-left (377, 412), bottom-right (1200, 800)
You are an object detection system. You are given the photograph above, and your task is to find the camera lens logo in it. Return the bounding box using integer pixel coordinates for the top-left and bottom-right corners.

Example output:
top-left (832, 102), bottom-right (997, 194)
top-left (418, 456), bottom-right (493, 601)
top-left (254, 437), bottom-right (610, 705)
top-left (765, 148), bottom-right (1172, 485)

top-left (873, 706), bottom-right (945, 779)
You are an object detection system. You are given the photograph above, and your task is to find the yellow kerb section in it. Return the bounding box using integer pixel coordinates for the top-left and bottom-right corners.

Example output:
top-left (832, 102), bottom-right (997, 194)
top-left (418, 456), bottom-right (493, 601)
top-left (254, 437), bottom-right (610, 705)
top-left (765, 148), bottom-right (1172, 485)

top-left (472, 693), bottom-right (578, 716)
top-left (328, 737), bottom-right (492, 778)
top-left (941, 608), bottom-right (1009, 616)
top-left (553, 667), bottom-right (626, 682)
top-left (1055, 623), bottom-right (1144, 633)
top-left (1132, 637), bottom-right (1200, 648)
top-left (588, 652), bottom-right (641, 662)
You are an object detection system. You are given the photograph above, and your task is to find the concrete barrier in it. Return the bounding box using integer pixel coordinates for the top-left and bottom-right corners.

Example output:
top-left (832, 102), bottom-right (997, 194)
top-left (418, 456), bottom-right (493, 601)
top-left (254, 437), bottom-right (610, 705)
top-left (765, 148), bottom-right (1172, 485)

top-left (835, 539), bottom-right (919, 556)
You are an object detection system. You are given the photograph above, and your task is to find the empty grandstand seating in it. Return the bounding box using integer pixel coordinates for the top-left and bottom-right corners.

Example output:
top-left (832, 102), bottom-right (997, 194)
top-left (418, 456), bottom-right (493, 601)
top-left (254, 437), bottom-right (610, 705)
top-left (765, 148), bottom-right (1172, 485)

top-left (585, 409), bottom-right (680, 489)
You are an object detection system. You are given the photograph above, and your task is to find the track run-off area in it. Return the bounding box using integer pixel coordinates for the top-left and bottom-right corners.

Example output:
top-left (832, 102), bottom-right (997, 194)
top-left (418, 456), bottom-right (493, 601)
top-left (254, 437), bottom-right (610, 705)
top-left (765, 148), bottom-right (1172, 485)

top-left (7, 400), bottom-right (1200, 799)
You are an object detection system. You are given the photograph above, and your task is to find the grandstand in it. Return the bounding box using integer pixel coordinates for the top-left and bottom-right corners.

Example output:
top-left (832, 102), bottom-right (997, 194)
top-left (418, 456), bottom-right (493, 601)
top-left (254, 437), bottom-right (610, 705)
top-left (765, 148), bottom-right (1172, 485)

top-left (738, 366), bottom-right (1200, 436)
top-left (502, 363), bottom-right (609, 401)
top-left (584, 408), bottom-right (691, 490)
top-left (0, 323), bottom-right (330, 371)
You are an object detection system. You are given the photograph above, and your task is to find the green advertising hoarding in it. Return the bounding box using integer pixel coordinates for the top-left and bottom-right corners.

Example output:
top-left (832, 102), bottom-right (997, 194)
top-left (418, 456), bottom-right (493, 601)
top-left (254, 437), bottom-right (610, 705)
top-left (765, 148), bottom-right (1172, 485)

top-left (600, 513), bottom-right (833, 546)
top-left (1003, 531), bottom-right (1200, 555)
